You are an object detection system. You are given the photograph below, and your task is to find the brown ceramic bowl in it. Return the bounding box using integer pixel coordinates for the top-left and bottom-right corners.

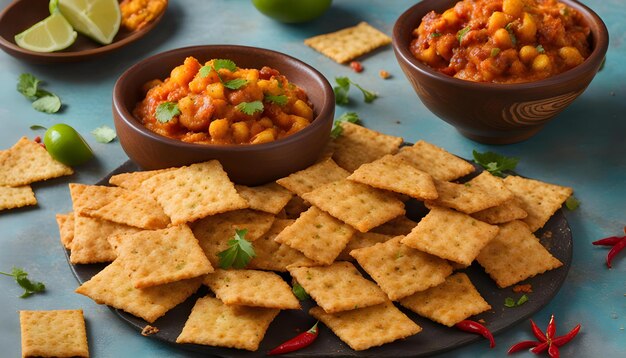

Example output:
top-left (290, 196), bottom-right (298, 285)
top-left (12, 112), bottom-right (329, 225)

top-left (113, 45), bottom-right (334, 185)
top-left (0, 0), bottom-right (165, 63)
top-left (392, 0), bottom-right (608, 144)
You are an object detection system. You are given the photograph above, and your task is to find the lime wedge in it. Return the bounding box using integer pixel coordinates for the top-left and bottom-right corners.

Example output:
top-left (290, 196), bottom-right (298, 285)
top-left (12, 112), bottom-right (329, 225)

top-left (57, 0), bottom-right (121, 45)
top-left (14, 11), bottom-right (77, 52)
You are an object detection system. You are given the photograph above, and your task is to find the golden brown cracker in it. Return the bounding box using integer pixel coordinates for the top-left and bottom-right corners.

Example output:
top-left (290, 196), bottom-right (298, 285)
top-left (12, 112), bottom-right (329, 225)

top-left (289, 262), bottom-right (387, 313)
top-left (371, 216), bottom-right (418, 236)
top-left (85, 189), bottom-right (170, 229)
top-left (350, 236), bottom-right (453, 300)
top-left (70, 215), bottom-right (141, 264)
top-left (472, 197), bottom-right (528, 224)
top-left (331, 122), bottom-right (403, 172)
top-left (276, 158), bottom-right (350, 197)
top-left (235, 182), bottom-right (293, 214)
top-left (282, 195), bottom-right (311, 219)
top-left (304, 22), bottom-right (392, 64)
top-left (56, 212), bottom-right (75, 249)
top-left (476, 220), bottom-right (563, 288)
top-left (19, 309), bottom-right (89, 358)
top-left (310, 301), bottom-right (421, 351)
top-left (395, 140), bottom-right (475, 181)
top-left (399, 273), bottom-right (491, 327)
top-left (336, 231), bottom-right (393, 261)
top-left (248, 219), bottom-right (316, 271)
top-left (108, 168), bottom-right (175, 190)
top-left (176, 296), bottom-right (279, 351)
top-left (69, 183), bottom-right (126, 216)
top-left (0, 185), bottom-right (36, 211)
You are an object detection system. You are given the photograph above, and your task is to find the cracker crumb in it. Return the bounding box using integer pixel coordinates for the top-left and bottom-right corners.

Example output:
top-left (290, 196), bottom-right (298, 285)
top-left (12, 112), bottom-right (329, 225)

top-left (478, 319), bottom-right (486, 324)
top-left (512, 284), bottom-right (533, 293)
top-left (542, 231), bottom-right (553, 239)
top-left (141, 325), bottom-right (160, 336)
top-left (379, 70), bottom-right (390, 79)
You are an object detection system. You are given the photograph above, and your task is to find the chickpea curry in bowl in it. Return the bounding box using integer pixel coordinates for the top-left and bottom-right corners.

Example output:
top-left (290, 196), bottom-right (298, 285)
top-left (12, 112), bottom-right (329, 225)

top-left (134, 57), bottom-right (315, 145)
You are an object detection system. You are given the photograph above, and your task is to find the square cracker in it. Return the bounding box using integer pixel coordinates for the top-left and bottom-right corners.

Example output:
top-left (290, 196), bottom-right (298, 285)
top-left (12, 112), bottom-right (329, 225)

top-left (476, 220), bottom-right (563, 288)
top-left (140, 161), bottom-right (248, 225)
top-left (192, 209), bottom-right (275, 268)
top-left (426, 172), bottom-right (513, 214)
top-left (75, 260), bottom-right (202, 323)
top-left (20, 309), bottom-right (89, 358)
top-left (0, 185), bottom-right (36, 211)
top-left (310, 301), bottom-right (421, 351)
top-left (204, 269), bottom-right (299, 309)
top-left (399, 272), bottom-right (491, 327)
top-left (56, 212), bottom-right (75, 249)
top-left (274, 206), bottom-right (355, 265)
top-left (69, 183), bottom-right (126, 216)
top-left (235, 182), bottom-right (293, 214)
top-left (0, 137), bottom-right (73, 187)
top-left (348, 154), bottom-right (437, 200)
top-left (248, 219), bottom-right (316, 271)
top-left (394, 140), bottom-right (475, 181)
top-left (401, 206), bottom-right (499, 266)
top-left (70, 215), bottom-right (141, 264)
top-left (282, 195), bottom-right (311, 219)
top-left (336, 231), bottom-right (393, 261)
top-left (276, 158), bottom-right (349, 198)
top-left (84, 189), bottom-right (170, 229)
top-left (350, 236), bottom-right (453, 300)
top-left (304, 22), bottom-right (391, 64)
top-left (110, 225), bottom-right (213, 288)
top-left (331, 122), bottom-right (403, 172)
top-left (472, 197), bottom-right (528, 224)
top-left (108, 168), bottom-right (175, 190)
top-left (371, 216), bottom-right (418, 236)
top-left (302, 179), bottom-right (405, 233)
top-left (289, 262), bottom-right (387, 313)
top-left (503, 175), bottom-right (573, 232)
top-left (176, 296), bottom-right (279, 351)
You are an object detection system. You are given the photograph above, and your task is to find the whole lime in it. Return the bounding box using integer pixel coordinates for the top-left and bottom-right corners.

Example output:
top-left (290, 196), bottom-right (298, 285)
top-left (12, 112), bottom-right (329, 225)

top-left (44, 123), bottom-right (93, 166)
top-left (251, 0), bottom-right (332, 23)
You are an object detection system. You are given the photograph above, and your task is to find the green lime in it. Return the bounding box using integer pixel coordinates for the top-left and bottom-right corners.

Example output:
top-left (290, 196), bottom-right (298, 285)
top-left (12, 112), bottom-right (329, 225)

top-left (57, 0), bottom-right (121, 45)
top-left (14, 11), bottom-right (77, 52)
top-left (252, 0), bottom-right (332, 23)
top-left (44, 123), bottom-right (94, 166)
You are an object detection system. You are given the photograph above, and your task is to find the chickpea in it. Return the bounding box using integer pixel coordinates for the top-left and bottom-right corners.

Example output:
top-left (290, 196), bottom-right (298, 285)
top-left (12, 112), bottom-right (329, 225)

top-left (510, 60), bottom-right (526, 76)
top-left (209, 118), bottom-right (230, 140)
top-left (487, 12), bottom-right (508, 34)
top-left (517, 13), bottom-right (537, 43)
top-left (291, 99), bottom-right (313, 120)
top-left (170, 57), bottom-right (201, 86)
top-left (417, 46), bottom-right (439, 66)
top-left (288, 115), bottom-right (310, 134)
top-left (493, 28), bottom-right (513, 49)
top-left (231, 121), bottom-right (249, 143)
top-left (559, 47), bottom-right (584, 67)
top-left (503, 0), bottom-right (524, 18)
top-left (442, 9), bottom-right (460, 26)
top-left (258, 117), bottom-right (274, 128)
top-left (519, 45), bottom-right (539, 64)
top-left (274, 112), bottom-right (292, 129)
top-left (251, 128), bottom-right (276, 144)
top-left (532, 54), bottom-right (552, 72)
top-left (205, 82), bottom-right (225, 100)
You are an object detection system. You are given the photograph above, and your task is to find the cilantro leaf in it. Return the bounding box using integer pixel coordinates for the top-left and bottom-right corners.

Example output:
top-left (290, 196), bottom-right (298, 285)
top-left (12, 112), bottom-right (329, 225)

top-left (91, 125), bottom-right (117, 143)
top-left (504, 294), bottom-right (529, 308)
top-left (29, 125), bottom-right (47, 130)
top-left (213, 59), bottom-right (237, 72)
top-left (17, 73), bottom-right (40, 100)
top-left (565, 196), bottom-right (580, 211)
top-left (352, 82), bottom-right (377, 103)
top-left (491, 48), bottom-right (501, 57)
top-left (472, 150), bottom-right (519, 177)
top-left (516, 294), bottom-right (529, 306)
top-left (504, 297), bottom-right (516, 308)
top-left (292, 282), bottom-right (310, 301)
top-left (217, 229), bottom-right (256, 269)
top-left (536, 44), bottom-right (545, 54)
top-left (457, 26), bottom-right (471, 42)
top-left (199, 65), bottom-right (213, 78)
top-left (0, 267), bottom-right (45, 298)
top-left (235, 101), bottom-right (264, 115)
top-left (333, 76), bottom-right (350, 105)
top-left (223, 78), bottom-right (248, 90)
top-left (155, 102), bottom-right (180, 123)
top-left (330, 112), bottom-right (360, 139)
top-left (32, 94), bottom-right (61, 114)
top-left (264, 94), bottom-right (288, 106)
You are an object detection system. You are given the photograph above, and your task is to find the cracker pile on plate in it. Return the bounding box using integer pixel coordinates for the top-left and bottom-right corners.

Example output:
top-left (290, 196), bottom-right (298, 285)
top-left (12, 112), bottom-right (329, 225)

top-left (0, 137), bottom-right (73, 211)
top-left (57, 122), bottom-right (573, 352)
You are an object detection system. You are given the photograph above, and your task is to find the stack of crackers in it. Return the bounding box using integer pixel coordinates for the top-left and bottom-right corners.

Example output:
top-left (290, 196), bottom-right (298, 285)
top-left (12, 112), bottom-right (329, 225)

top-left (1, 137), bottom-right (73, 211)
top-left (54, 122), bottom-right (573, 353)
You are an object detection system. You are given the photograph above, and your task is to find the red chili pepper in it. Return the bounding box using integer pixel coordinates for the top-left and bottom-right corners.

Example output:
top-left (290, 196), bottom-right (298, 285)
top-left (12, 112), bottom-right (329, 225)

top-left (592, 236), bottom-right (623, 246)
top-left (350, 61), bottom-right (363, 73)
top-left (530, 319), bottom-right (547, 342)
top-left (268, 322), bottom-right (319, 355)
top-left (607, 237), bottom-right (626, 268)
top-left (548, 343), bottom-right (560, 358)
top-left (546, 315), bottom-right (556, 339)
top-left (454, 319), bottom-right (495, 348)
top-left (34, 136), bottom-right (41, 143)
top-left (530, 341), bottom-right (549, 354)
top-left (507, 340), bottom-right (539, 354)
top-left (552, 324), bottom-right (581, 347)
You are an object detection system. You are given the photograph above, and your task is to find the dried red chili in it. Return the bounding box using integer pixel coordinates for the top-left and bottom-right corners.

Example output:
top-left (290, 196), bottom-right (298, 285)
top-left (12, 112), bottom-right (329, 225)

top-left (454, 319), bottom-right (495, 348)
top-left (530, 319), bottom-right (547, 342)
top-left (592, 226), bottom-right (626, 268)
top-left (507, 340), bottom-right (539, 353)
top-left (509, 316), bottom-right (581, 357)
top-left (268, 321), bottom-right (319, 355)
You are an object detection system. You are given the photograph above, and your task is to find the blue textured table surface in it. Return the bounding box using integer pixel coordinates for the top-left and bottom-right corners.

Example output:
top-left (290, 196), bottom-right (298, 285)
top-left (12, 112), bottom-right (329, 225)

top-left (1, 0), bottom-right (624, 357)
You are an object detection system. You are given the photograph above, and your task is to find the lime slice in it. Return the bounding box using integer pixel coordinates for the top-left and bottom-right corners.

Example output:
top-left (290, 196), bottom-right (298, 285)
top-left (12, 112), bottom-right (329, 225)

top-left (14, 11), bottom-right (77, 52)
top-left (57, 0), bottom-right (121, 45)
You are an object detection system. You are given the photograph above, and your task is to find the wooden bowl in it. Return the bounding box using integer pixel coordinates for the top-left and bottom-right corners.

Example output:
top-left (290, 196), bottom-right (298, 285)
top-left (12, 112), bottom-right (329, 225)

top-left (392, 0), bottom-right (608, 144)
top-left (112, 45), bottom-right (335, 185)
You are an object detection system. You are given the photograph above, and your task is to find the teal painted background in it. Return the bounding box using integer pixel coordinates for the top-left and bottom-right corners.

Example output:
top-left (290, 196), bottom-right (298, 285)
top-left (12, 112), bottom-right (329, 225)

top-left (0, 0), bottom-right (624, 357)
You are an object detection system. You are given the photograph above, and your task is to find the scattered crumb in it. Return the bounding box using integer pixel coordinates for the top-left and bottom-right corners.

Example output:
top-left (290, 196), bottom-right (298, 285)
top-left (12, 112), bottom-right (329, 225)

top-left (542, 231), bottom-right (553, 239)
top-left (478, 319), bottom-right (486, 324)
top-left (610, 312), bottom-right (619, 319)
top-left (379, 70), bottom-right (391, 79)
top-left (513, 284), bottom-right (533, 293)
top-left (395, 120), bottom-right (401, 124)
top-left (350, 61), bottom-right (363, 73)
top-left (141, 325), bottom-right (160, 336)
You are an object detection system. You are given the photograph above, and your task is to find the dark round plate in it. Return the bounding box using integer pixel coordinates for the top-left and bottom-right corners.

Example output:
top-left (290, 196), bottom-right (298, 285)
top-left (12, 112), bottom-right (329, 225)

top-left (0, 0), bottom-right (165, 63)
top-left (65, 159), bottom-right (572, 357)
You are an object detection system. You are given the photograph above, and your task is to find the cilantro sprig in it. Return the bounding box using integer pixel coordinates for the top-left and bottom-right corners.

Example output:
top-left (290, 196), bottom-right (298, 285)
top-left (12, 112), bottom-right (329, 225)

top-left (457, 26), bottom-right (471, 42)
top-left (217, 229), bottom-right (256, 269)
top-left (235, 101), bottom-right (264, 115)
top-left (91, 125), bottom-right (117, 143)
top-left (292, 282), bottom-right (310, 301)
top-left (199, 59), bottom-right (248, 90)
top-left (17, 73), bottom-right (62, 114)
top-left (330, 112), bottom-right (360, 139)
top-left (333, 77), bottom-right (377, 105)
top-left (264, 94), bottom-right (288, 106)
top-left (472, 150), bottom-right (519, 177)
top-left (155, 102), bottom-right (180, 123)
top-left (0, 267), bottom-right (45, 298)
top-left (504, 294), bottom-right (529, 308)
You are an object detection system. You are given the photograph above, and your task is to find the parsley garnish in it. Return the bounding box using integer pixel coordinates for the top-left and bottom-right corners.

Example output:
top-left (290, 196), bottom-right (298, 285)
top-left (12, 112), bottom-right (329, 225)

top-left (457, 26), bottom-right (471, 42)
top-left (292, 282), bottom-right (310, 300)
top-left (91, 125), bottom-right (117, 143)
top-left (504, 294), bottom-right (529, 308)
top-left (223, 78), bottom-right (248, 90)
top-left (199, 60), bottom-right (247, 89)
top-left (17, 74), bottom-right (62, 114)
top-left (217, 229), bottom-right (256, 269)
top-left (213, 59), bottom-right (237, 72)
top-left (565, 196), bottom-right (580, 211)
top-left (17, 73), bottom-right (40, 100)
top-left (431, 32), bottom-right (442, 38)
top-left (264, 94), bottom-right (288, 106)
top-left (536, 44), bottom-right (545, 53)
top-left (472, 150), bottom-right (519, 177)
top-left (0, 267), bottom-right (45, 298)
top-left (504, 24), bottom-right (517, 46)
top-left (235, 101), bottom-right (264, 115)
top-left (155, 102), bottom-right (180, 123)
top-left (333, 77), bottom-right (377, 105)
top-left (330, 112), bottom-right (360, 139)
top-left (491, 48), bottom-right (501, 57)
top-left (199, 65), bottom-right (213, 78)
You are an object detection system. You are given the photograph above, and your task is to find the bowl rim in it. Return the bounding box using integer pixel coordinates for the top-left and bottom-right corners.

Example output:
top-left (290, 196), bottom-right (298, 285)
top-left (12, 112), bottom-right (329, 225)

top-left (392, 0), bottom-right (609, 91)
top-left (112, 44), bottom-right (334, 153)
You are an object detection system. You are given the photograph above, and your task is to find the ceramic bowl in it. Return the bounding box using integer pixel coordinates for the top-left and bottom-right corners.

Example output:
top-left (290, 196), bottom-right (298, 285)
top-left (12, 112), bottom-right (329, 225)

top-left (392, 0), bottom-right (608, 144)
top-left (112, 45), bottom-right (334, 185)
